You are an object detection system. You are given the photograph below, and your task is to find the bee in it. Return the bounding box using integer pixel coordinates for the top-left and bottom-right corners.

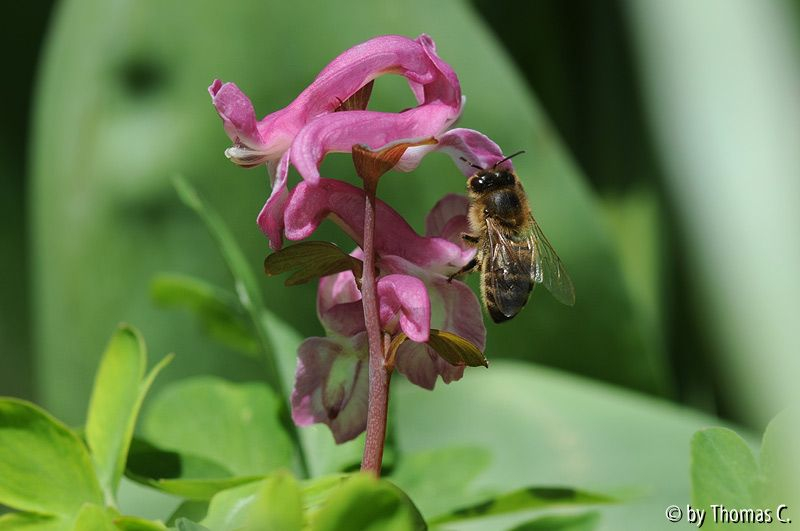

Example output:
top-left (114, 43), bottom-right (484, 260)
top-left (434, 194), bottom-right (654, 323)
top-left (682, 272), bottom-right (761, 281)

top-left (450, 152), bottom-right (575, 322)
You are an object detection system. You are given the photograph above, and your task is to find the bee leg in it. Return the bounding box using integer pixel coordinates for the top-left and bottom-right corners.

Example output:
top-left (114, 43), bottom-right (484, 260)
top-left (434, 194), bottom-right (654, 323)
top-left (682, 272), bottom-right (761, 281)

top-left (448, 257), bottom-right (479, 283)
top-left (461, 233), bottom-right (479, 245)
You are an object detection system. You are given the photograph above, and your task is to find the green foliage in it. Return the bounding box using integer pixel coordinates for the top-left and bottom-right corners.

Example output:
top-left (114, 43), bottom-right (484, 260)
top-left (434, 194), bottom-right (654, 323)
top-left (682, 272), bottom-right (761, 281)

top-left (306, 474), bottom-right (426, 531)
top-left (690, 411), bottom-right (799, 530)
top-left (71, 504), bottom-right (118, 531)
top-left (430, 487), bottom-right (613, 526)
top-left (87, 326), bottom-right (172, 502)
top-left (508, 511), bottom-right (601, 531)
top-left (150, 274), bottom-right (258, 356)
top-left (264, 241), bottom-right (364, 287)
top-left (0, 400), bottom-right (103, 518)
top-left (142, 377), bottom-right (294, 477)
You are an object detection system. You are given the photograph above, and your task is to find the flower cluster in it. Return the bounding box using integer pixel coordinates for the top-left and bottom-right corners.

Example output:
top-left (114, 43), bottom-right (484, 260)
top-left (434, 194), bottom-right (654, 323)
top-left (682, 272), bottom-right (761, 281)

top-left (210, 34), bottom-right (513, 442)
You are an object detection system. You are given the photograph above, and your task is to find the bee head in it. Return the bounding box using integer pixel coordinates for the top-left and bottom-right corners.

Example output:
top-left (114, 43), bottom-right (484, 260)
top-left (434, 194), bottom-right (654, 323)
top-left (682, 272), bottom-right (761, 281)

top-left (468, 169), bottom-right (517, 193)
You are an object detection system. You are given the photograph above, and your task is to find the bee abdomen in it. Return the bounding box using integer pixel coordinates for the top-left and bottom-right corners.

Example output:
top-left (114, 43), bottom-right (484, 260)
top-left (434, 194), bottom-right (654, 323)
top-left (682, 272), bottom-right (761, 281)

top-left (482, 270), bottom-right (533, 323)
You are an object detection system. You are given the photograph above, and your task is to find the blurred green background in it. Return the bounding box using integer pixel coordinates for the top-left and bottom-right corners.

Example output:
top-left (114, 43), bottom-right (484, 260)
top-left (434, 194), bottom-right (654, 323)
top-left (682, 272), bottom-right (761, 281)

top-left (2, 0), bottom-right (799, 481)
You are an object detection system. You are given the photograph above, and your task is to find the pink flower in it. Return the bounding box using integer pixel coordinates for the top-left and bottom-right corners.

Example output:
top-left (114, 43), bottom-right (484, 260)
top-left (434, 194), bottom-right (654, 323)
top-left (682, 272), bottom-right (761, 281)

top-left (291, 192), bottom-right (485, 442)
top-left (210, 35), bottom-right (514, 250)
top-left (210, 34), bottom-right (514, 443)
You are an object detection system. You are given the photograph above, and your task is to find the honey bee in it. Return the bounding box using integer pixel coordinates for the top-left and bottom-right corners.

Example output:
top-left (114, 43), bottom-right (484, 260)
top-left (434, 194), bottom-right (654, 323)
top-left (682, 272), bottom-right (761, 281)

top-left (450, 153), bottom-right (575, 322)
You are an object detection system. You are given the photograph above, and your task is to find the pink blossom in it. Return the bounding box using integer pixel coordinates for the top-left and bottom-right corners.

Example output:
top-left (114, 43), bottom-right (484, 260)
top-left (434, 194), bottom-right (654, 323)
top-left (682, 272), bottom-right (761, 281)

top-left (291, 195), bottom-right (486, 442)
top-left (210, 34), bottom-right (510, 443)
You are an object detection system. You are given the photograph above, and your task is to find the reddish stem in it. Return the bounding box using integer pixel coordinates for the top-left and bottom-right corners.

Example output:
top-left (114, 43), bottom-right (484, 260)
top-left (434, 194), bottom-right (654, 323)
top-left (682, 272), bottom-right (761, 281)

top-left (360, 182), bottom-right (391, 476)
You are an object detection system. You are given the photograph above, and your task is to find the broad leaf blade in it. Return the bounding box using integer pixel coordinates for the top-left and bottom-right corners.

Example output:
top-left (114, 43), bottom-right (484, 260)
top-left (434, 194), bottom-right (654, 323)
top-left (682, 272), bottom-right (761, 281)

top-left (0, 399), bottom-right (103, 516)
top-left (307, 474), bottom-right (426, 531)
top-left (113, 516), bottom-right (168, 531)
top-left (70, 504), bottom-right (116, 531)
top-left (245, 471), bottom-right (304, 531)
top-left (151, 274), bottom-right (258, 356)
top-left (264, 241), bottom-right (363, 287)
top-left (142, 377), bottom-right (293, 477)
top-left (508, 511), bottom-right (601, 531)
top-left (0, 513), bottom-right (64, 531)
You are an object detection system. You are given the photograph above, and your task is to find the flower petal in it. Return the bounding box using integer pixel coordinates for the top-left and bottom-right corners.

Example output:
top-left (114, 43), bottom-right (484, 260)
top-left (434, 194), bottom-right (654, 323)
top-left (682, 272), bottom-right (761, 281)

top-left (291, 334), bottom-right (369, 444)
top-left (256, 151), bottom-right (291, 249)
top-left (317, 269), bottom-right (364, 337)
top-left (290, 105), bottom-right (458, 184)
top-left (208, 80), bottom-right (264, 149)
top-left (425, 193), bottom-right (472, 254)
top-left (397, 128), bottom-right (513, 176)
top-left (284, 178), bottom-right (468, 271)
top-left (394, 341), bottom-right (439, 390)
top-left (377, 274), bottom-right (430, 342)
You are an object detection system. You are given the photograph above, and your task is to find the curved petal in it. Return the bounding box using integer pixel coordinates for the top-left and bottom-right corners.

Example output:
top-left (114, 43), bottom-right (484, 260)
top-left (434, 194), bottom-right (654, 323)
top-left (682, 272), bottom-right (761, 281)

top-left (208, 80), bottom-right (264, 149)
top-left (317, 270), bottom-right (365, 337)
top-left (394, 341), bottom-right (439, 390)
top-left (290, 105), bottom-right (459, 184)
top-left (211, 34), bottom-right (461, 172)
top-left (377, 274), bottom-right (430, 342)
top-left (284, 178), bottom-right (469, 271)
top-left (397, 128), bottom-right (513, 176)
top-left (291, 334), bottom-right (369, 444)
top-left (256, 151), bottom-right (291, 249)
top-left (425, 193), bottom-right (473, 255)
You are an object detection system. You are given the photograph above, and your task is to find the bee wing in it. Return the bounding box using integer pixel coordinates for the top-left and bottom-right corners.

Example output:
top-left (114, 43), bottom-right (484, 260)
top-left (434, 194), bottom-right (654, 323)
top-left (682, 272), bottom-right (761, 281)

top-left (528, 214), bottom-right (576, 306)
top-left (485, 217), bottom-right (535, 319)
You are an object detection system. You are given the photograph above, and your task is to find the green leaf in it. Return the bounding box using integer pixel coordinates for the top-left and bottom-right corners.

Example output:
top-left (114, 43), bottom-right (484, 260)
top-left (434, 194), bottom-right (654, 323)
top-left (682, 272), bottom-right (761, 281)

top-left (166, 502), bottom-right (208, 527)
top-left (427, 330), bottom-right (488, 368)
top-left (508, 511), bottom-right (601, 531)
top-left (245, 471), bottom-right (303, 531)
top-left (142, 377), bottom-right (293, 477)
top-left (395, 360), bottom-right (735, 529)
top-left (200, 481), bottom-right (262, 531)
top-left (0, 398), bottom-right (103, 516)
top-left (0, 513), bottom-right (64, 531)
top-left (150, 274), bottom-right (258, 356)
top-left (174, 519), bottom-right (210, 531)
top-left (390, 447), bottom-right (491, 518)
top-left (86, 325), bottom-right (172, 502)
top-left (307, 474), bottom-right (426, 531)
top-left (126, 431), bottom-right (264, 500)
top-left (691, 427), bottom-right (760, 519)
top-left (759, 409), bottom-right (800, 508)
top-left (430, 487), bottom-right (613, 525)
top-left (112, 516), bottom-right (168, 531)
top-left (264, 241), bottom-right (363, 287)
top-left (70, 504), bottom-right (116, 531)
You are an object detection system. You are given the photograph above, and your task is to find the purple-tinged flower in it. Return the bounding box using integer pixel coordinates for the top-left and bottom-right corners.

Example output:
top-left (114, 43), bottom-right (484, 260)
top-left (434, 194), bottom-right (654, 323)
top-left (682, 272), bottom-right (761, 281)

top-left (291, 192), bottom-right (486, 442)
top-left (210, 34), bottom-right (462, 249)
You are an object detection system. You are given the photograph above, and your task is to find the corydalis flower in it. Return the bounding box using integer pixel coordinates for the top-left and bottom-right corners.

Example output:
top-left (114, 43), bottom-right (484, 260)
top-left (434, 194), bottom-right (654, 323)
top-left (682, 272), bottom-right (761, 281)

top-left (210, 34), bottom-right (461, 249)
top-left (210, 34), bottom-right (514, 444)
top-left (291, 188), bottom-right (485, 442)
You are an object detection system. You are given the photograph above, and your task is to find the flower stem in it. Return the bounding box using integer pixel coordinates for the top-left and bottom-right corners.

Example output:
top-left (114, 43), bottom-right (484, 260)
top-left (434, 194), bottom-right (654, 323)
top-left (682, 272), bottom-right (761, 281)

top-left (360, 181), bottom-right (391, 476)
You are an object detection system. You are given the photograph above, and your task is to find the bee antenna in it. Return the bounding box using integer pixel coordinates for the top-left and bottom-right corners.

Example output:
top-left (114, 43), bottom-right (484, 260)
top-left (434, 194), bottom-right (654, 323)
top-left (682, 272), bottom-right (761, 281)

top-left (459, 156), bottom-right (485, 171)
top-left (493, 150), bottom-right (526, 168)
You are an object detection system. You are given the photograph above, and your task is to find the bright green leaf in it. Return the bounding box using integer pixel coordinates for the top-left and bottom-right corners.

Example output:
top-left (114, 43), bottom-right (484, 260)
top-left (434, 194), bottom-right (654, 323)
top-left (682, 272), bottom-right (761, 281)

top-left (142, 377), bottom-right (293, 477)
top-left (0, 513), bottom-right (64, 531)
top-left (200, 481), bottom-right (262, 531)
top-left (264, 241), bottom-right (363, 287)
top-left (508, 511), bottom-right (601, 531)
top-left (166, 502), bottom-right (208, 527)
top-left (174, 519), bottom-right (210, 531)
top-left (0, 399), bottom-right (103, 516)
top-left (245, 471), bottom-right (303, 531)
top-left (112, 516), bottom-right (168, 531)
top-left (307, 474), bottom-right (426, 531)
top-left (86, 325), bottom-right (172, 502)
top-left (70, 504), bottom-right (116, 531)
top-left (125, 432), bottom-right (261, 500)
top-left (390, 446), bottom-right (491, 518)
top-left (759, 409), bottom-right (800, 508)
top-left (691, 427), bottom-right (760, 519)
top-left (150, 274), bottom-right (258, 356)
top-left (430, 487), bottom-right (613, 525)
